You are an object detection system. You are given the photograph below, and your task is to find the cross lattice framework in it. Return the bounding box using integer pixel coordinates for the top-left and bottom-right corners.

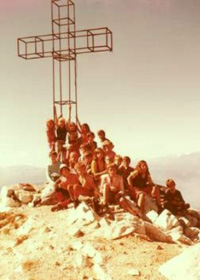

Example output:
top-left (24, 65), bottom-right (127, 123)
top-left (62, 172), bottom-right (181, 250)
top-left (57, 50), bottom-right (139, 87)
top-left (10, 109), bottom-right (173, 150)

top-left (17, 0), bottom-right (113, 121)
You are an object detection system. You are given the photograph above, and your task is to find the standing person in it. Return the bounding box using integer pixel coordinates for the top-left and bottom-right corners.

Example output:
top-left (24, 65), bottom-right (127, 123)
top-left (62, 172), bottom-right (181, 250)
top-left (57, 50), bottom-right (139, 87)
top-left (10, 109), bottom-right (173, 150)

top-left (46, 119), bottom-right (56, 152)
top-left (65, 120), bottom-right (80, 160)
top-left (127, 160), bottom-right (161, 212)
top-left (54, 105), bottom-right (67, 162)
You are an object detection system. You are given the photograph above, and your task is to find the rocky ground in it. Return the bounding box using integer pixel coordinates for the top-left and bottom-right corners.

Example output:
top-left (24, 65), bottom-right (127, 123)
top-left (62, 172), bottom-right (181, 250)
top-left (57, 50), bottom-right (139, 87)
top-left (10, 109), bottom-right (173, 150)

top-left (0, 204), bottom-right (186, 280)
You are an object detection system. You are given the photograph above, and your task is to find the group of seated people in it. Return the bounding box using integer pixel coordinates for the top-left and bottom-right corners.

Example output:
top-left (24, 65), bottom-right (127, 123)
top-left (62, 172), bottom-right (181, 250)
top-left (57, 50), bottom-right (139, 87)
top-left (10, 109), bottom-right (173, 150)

top-left (42, 116), bottom-right (189, 217)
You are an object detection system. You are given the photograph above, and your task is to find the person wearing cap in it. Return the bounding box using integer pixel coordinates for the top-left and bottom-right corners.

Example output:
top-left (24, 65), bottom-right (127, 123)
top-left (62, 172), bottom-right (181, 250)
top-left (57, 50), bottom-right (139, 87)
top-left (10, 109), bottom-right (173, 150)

top-left (34, 164), bottom-right (79, 209)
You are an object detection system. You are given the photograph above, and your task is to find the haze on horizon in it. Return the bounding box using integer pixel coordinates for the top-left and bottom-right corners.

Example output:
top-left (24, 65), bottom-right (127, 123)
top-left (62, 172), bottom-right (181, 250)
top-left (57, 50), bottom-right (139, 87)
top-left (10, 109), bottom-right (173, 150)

top-left (0, 0), bottom-right (200, 168)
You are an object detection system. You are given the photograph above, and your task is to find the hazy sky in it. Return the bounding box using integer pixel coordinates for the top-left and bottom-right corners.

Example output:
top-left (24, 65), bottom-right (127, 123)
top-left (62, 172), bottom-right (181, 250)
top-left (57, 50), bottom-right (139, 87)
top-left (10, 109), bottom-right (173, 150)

top-left (0, 0), bottom-right (200, 167)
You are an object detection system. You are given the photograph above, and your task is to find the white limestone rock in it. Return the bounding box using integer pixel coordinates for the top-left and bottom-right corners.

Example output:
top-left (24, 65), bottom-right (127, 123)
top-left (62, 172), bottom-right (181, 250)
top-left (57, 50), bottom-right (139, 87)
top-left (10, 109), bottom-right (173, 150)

top-left (146, 210), bottom-right (159, 223)
top-left (0, 186), bottom-right (21, 207)
top-left (154, 209), bottom-right (179, 230)
top-left (159, 243), bottom-right (200, 280)
top-left (127, 268), bottom-right (140, 276)
top-left (93, 263), bottom-right (112, 280)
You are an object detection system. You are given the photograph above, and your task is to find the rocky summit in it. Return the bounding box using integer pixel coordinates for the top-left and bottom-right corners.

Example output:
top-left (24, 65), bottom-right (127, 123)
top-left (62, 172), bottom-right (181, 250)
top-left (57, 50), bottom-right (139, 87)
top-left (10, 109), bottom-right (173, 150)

top-left (0, 184), bottom-right (200, 280)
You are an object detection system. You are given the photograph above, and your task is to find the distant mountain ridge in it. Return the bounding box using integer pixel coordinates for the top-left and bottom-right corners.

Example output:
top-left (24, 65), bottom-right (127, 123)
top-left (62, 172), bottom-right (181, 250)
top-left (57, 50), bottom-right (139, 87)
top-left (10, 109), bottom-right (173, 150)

top-left (0, 165), bottom-right (45, 186)
top-left (148, 152), bottom-right (200, 210)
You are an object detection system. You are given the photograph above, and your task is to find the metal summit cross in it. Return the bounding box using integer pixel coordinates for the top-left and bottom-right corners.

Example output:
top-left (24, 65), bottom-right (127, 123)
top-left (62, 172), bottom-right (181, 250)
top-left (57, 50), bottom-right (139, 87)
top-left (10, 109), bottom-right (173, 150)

top-left (17, 0), bottom-right (113, 121)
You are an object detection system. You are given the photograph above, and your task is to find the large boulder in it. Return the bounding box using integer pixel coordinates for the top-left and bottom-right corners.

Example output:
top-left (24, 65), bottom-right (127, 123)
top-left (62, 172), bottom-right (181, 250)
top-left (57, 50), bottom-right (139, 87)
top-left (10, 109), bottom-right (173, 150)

top-left (154, 209), bottom-right (179, 230)
top-left (144, 222), bottom-right (173, 243)
top-left (15, 190), bottom-right (33, 204)
top-left (0, 186), bottom-right (21, 207)
top-left (159, 243), bottom-right (200, 280)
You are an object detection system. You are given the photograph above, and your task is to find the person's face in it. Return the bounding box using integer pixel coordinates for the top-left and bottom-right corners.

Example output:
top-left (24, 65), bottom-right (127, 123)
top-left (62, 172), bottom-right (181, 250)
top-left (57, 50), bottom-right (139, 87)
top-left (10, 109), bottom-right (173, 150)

top-left (76, 165), bottom-right (86, 176)
top-left (123, 158), bottom-right (130, 168)
top-left (84, 155), bottom-right (92, 164)
top-left (87, 135), bottom-right (94, 142)
top-left (59, 119), bottom-right (65, 128)
top-left (114, 157), bottom-right (122, 166)
top-left (96, 151), bottom-right (104, 159)
top-left (108, 167), bottom-right (116, 177)
top-left (168, 182), bottom-right (176, 192)
top-left (81, 124), bottom-right (89, 133)
top-left (140, 163), bottom-right (147, 173)
top-left (47, 121), bottom-right (54, 129)
top-left (98, 132), bottom-right (105, 140)
top-left (50, 154), bottom-right (57, 162)
top-left (61, 168), bottom-right (69, 177)
top-left (104, 145), bottom-right (111, 152)
top-left (69, 123), bottom-right (76, 132)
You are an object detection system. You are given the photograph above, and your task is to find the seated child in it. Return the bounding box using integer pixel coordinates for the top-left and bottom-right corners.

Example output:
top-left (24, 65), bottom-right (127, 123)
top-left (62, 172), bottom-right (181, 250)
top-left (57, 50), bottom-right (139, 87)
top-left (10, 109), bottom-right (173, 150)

top-left (105, 155), bottom-right (113, 168)
top-left (100, 163), bottom-right (124, 205)
top-left (68, 151), bottom-right (80, 173)
top-left (83, 151), bottom-right (93, 174)
top-left (97, 129), bottom-right (110, 147)
top-left (102, 140), bottom-right (116, 162)
top-left (69, 162), bottom-right (98, 201)
top-left (79, 143), bottom-right (91, 159)
top-left (163, 179), bottom-right (190, 215)
top-left (114, 155), bottom-right (123, 169)
top-left (36, 164), bottom-right (76, 207)
top-left (51, 164), bottom-right (80, 211)
top-left (86, 132), bottom-right (97, 154)
top-left (77, 120), bottom-right (91, 144)
top-left (118, 156), bottom-right (134, 191)
top-left (46, 151), bottom-right (61, 184)
top-left (127, 160), bottom-right (161, 213)
top-left (91, 148), bottom-right (107, 182)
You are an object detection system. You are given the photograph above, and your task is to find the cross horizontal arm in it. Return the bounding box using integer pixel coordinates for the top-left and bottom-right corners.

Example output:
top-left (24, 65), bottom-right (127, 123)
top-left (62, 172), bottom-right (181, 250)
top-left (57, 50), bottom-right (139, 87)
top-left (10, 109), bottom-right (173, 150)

top-left (17, 27), bottom-right (113, 61)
